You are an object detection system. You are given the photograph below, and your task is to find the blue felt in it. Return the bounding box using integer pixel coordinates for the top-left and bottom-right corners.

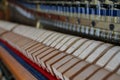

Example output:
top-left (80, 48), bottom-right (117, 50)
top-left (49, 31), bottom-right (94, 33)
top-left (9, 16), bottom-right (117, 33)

top-left (0, 42), bottom-right (48, 80)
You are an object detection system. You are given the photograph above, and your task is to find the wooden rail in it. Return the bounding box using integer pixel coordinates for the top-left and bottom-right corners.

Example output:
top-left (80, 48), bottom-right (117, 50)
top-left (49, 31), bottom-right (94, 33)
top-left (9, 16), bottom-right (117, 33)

top-left (0, 47), bottom-right (37, 80)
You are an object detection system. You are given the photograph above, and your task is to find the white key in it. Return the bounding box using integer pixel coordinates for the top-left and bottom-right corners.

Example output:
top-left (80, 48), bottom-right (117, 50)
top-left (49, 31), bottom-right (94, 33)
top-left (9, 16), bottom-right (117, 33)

top-left (25, 28), bottom-right (32, 34)
top-left (13, 26), bottom-right (23, 34)
top-left (17, 27), bottom-right (30, 36)
top-left (29, 30), bottom-right (38, 39)
top-left (72, 65), bottom-right (99, 80)
top-left (86, 43), bottom-right (112, 63)
top-left (46, 33), bottom-right (59, 46)
top-left (106, 74), bottom-right (120, 80)
top-left (55, 36), bottom-right (73, 49)
top-left (79, 41), bottom-right (103, 59)
top-left (66, 39), bottom-right (88, 54)
top-left (24, 29), bottom-right (34, 38)
top-left (52, 55), bottom-right (73, 77)
top-left (50, 34), bottom-right (66, 47)
top-left (47, 34), bottom-right (62, 46)
top-left (36, 31), bottom-right (46, 41)
top-left (38, 32), bottom-right (53, 42)
top-left (56, 58), bottom-right (79, 80)
top-left (117, 68), bottom-right (120, 75)
top-left (63, 61), bottom-right (88, 80)
top-left (30, 30), bottom-right (40, 40)
top-left (43, 33), bottom-right (57, 45)
top-left (0, 20), bottom-right (17, 31)
top-left (34, 30), bottom-right (45, 40)
top-left (88, 69), bottom-right (110, 80)
top-left (73, 40), bottom-right (94, 56)
top-left (60, 37), bottom-right (79, 51)
top-left (26, 29), bottom-right (36, 37)
top-left (105, 52), bottom-right (120, 72)
top-left (96, 46), bottom-right (120, 67)
top-left (46, 53), bottom-right (66, 75)
top-left (36, 31), bottom-right (47, 41)
top-left (31, 29), bottom-right (43, 40)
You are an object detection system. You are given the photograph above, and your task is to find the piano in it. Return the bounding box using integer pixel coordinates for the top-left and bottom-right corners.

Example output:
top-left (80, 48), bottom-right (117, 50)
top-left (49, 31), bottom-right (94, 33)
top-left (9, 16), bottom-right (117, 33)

top-left (0, 0), bottom-right (120, 80)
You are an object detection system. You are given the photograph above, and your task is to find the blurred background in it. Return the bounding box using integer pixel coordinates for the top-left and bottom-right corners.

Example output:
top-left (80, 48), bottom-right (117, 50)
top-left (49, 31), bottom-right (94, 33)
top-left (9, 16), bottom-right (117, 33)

top-left (0, 0), bottom-right (38, 26)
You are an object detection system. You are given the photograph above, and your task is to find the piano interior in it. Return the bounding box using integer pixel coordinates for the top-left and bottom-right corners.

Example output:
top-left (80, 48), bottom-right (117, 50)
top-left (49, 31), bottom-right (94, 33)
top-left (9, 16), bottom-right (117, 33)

top-left (0, 0), bottom-right (120, 80)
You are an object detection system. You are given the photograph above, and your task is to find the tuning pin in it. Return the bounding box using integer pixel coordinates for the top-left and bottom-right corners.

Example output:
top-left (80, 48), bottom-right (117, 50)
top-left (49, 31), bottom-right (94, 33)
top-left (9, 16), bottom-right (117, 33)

top-left (109, 24), bottom-right (115, 31)
top-left (108, 24), bottom-right (115, 39)
top-left (89, 27), bottom-right (94, 36)
top-left (65, 17), bottom-right (69, 30)
top-left (101, 29), bottom-right (107, 40)
top-left (95, 28), bottom-right (100, 37)
top-left (76, 18), bottom-right (80, 32)
top-left (91, 21), bottom-right (96, 27)
top-left (69, 23), bottom-right (73, 31)
top-left (77, 18), bottom-right (80, 24)
top-left (114, 32), bottom-right (120, 42)
top-left (72, 24), bottom-right (77, 32)
top-left (77, 25), bottom-right (81, 33)
top-left (89, 21), bottom-right (95, 36)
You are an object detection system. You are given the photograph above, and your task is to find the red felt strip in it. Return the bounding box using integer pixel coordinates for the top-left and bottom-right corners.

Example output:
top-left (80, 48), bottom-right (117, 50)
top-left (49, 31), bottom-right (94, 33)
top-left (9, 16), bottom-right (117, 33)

top-left (0, 39), bottom-right (59, 80)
